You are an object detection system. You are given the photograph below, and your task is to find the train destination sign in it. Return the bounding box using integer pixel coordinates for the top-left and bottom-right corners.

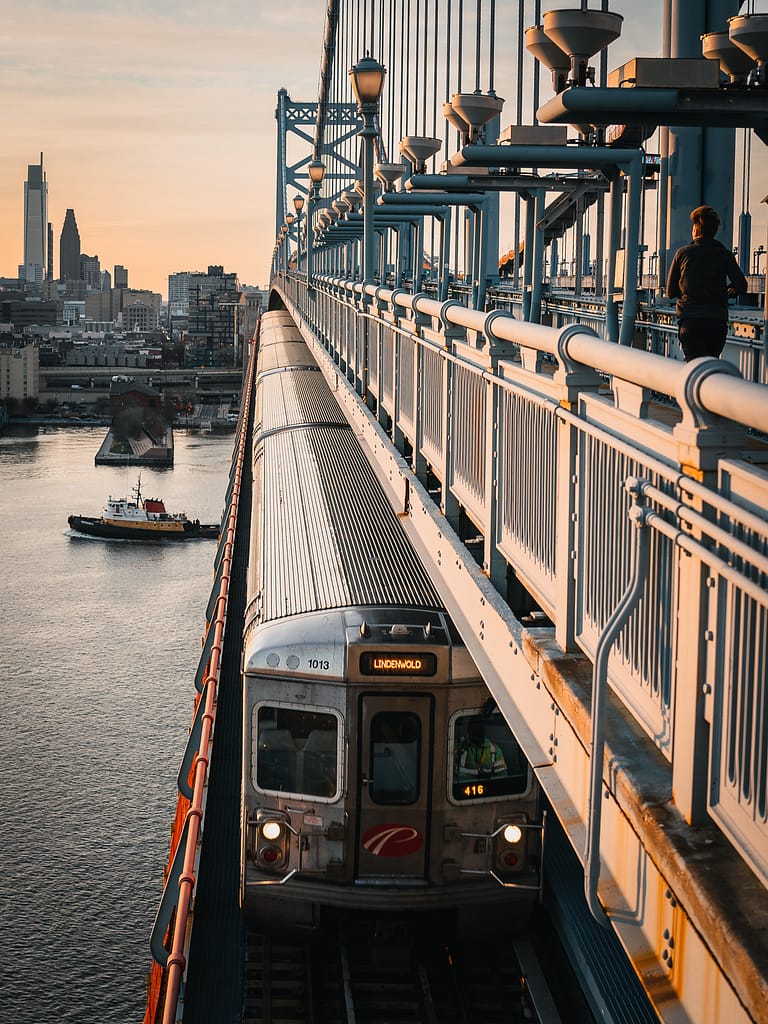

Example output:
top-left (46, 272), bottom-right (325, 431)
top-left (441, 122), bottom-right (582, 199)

top-left (359, 652), bottom-right (437, 676)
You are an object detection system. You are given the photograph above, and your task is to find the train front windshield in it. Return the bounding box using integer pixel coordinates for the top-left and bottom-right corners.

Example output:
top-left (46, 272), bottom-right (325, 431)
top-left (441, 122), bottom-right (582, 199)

top-left (255, 704), bottom-right (340, 800)
top-left (451, 711), bottom-right (529, 802)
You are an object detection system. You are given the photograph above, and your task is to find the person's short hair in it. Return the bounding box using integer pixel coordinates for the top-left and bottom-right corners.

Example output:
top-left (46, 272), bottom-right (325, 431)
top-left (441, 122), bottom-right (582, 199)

top-left (690, 205), bottom-right (720, 238)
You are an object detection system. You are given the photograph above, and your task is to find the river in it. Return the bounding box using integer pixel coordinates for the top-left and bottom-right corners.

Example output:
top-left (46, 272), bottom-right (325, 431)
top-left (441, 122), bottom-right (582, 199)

top-left (0, 425), bottom-right (234, 1023)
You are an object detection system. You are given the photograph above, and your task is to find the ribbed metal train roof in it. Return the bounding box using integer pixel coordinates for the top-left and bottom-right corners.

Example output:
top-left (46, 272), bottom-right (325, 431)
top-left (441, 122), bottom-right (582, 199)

top-left (259, 367), bottom-right (348, 435)
top-left (258, 422), bottom-right (443, 622)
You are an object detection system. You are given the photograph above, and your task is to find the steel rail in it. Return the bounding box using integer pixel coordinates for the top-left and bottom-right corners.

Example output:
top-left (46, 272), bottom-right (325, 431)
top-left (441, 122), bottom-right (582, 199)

top-left (158, 340), bottom-right (256, 1024)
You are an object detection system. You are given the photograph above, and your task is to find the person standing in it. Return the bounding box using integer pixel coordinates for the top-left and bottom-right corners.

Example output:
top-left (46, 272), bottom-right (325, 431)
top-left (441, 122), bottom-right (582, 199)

top-left (665, 205), bottom-right (748, 361)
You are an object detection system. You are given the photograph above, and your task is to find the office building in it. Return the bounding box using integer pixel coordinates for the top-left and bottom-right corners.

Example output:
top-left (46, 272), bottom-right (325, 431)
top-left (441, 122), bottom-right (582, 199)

top-left (80, 254), bottom-right (101, 291)
top-left (114, 265), bottom-right (128, 289)
top-left (23, 154), bottom-right (47, 286)
top-left (0, 345), bottom-right (40, 401)
top-left (59, 209), bottom-right (81, 281)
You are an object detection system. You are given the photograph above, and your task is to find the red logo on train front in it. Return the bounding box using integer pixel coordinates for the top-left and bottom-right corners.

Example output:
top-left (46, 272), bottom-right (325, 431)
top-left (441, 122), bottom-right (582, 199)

top-left (362, 824), bottom-right (423, 857)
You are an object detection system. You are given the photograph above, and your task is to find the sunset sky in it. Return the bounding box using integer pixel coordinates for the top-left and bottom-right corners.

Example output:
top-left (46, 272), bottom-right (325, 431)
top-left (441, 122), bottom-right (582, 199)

top-left (1, 1), bottom-right (765, 297)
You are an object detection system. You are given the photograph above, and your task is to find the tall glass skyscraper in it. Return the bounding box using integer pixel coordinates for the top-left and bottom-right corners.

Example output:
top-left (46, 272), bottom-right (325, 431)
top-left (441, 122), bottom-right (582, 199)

top-left (23, 153), bottom-right (47, 286)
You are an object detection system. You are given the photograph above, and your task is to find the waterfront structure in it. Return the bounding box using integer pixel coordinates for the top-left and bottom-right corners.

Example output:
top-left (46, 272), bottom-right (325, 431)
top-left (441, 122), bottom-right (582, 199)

top-left (22, 155), bottom-right (47, 287)
top-left (59, 209), bottom-right (81, 282)
top-left (168, 265), bottom-right (243, 365)
top-left (0, 345), bottom-right (39, 401)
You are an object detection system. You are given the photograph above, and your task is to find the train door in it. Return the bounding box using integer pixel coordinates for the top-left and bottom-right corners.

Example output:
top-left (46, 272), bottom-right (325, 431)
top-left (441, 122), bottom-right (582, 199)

top-left (355, 693), bottom-right (434, 880)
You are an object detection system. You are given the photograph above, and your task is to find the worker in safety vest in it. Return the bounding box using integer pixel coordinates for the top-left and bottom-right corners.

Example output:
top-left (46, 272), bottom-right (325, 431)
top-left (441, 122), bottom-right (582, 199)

top-left (458, 719), bottom-right (507, 777)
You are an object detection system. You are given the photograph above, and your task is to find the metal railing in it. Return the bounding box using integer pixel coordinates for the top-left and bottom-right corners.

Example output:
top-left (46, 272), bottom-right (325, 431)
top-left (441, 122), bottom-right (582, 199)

top-left (143, 337), bottom-right (255, 1024)
top-left (280, 270), bottom-right (768, 889)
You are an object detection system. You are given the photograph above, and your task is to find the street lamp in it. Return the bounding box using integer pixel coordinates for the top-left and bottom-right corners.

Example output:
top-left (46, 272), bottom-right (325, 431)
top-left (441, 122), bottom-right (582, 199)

top-left (349, 54), bottom-right (386, 287)
top-left (292, 193), bottom-right (305, 271)
top-left (307, 160), bottom-right (325, 288)
top-left (286, 213), bottom-right (295, 270)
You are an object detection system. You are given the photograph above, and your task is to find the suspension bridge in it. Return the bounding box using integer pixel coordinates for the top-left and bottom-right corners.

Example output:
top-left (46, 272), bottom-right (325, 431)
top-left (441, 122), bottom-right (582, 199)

top-left (145, 2), bottom-right (768, 1022)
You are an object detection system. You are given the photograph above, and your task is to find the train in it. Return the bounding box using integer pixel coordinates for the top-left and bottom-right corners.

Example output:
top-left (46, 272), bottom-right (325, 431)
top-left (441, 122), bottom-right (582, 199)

top-left (240, 309), bottom-right (543, 934)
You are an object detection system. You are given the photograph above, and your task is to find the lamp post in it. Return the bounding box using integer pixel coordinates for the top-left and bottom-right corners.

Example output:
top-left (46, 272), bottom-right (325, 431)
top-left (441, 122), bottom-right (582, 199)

top-left (280, 224), bottom-right (289, 276)
top-left (307, 159), bottom-right (325, 288)
top-left (292, 193), bottom-right (305, 272)
top-left (285, 213), bottom-right (295, 273)
top-left (349, 54), bottom-right (386, 288)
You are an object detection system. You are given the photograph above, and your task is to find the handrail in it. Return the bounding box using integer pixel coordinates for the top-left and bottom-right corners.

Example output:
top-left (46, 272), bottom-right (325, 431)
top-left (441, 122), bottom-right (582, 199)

top-left (311, 274), bottom-right (768, 434)
top-left (159, 339), bottom-right (256, 1024)
top-left (143, 330), bottom-right (257, 1024)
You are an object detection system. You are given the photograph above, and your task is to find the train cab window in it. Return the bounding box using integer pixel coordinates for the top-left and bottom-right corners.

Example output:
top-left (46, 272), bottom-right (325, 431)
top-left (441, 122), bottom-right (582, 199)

top-left (369, 712), bottom-right (420, 805)
top-left (450, 711), bottom-right (529, 802)
top-left (254, 704), bottom-right (340, 800)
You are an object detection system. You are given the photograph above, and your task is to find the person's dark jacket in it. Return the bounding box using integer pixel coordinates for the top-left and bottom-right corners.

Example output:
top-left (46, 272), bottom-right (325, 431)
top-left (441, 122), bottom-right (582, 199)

top-left (665, 237), bottom-right (748, 322)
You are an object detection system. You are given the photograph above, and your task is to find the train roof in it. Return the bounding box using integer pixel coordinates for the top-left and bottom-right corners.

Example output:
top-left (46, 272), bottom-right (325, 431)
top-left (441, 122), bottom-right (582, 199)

top-left (252, 312), bottom-right (443, 625)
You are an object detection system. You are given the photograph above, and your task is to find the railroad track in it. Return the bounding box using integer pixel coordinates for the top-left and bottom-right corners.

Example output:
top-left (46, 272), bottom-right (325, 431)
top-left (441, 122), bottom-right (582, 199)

top-left (243, 917), bottom-right (562, 1024)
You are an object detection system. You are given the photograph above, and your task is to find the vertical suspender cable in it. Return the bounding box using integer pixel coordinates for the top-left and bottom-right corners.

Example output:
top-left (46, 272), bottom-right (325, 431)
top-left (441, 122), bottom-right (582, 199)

top-left (457, 0), bottom-right (464, 93)
top-left (414, 0), bottom-right (421, 133)
top-left (475, 0), bottom-right (482, 93)
top-left (423, 0), bottom-right (429, 135)
top-left (532, 0), bottom-right (540, 121)
top-left (433, 0), bottom-right (439, 139)
top-left (489, 0), bottom-right (495, 94)
top-left (405, 0), bottom-right (411, 132)
top-left (514, 1), bottom-right (524, 287)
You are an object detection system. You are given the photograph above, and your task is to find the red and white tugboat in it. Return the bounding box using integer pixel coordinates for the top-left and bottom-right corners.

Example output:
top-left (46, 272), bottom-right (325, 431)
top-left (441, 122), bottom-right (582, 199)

top-left (68, 477), bottom-right (219, 541)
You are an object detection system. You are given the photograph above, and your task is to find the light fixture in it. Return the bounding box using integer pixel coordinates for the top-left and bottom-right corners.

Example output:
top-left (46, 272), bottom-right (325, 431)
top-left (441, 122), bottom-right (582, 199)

top-left (348, 59), bottom-right (386, 287)
top-left (348, 53), bottom-right (386, 108)
top-left (308, 159), bottom-right (326, 186)
top-left (503, 823), bottom-right (523, 844)
top-left (261, 820), bottom-right (283, 841)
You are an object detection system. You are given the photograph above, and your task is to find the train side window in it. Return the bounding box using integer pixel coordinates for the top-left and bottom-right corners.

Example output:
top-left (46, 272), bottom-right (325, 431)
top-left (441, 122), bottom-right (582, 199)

top-left (254, 704), bottom-right (340, 800)
top-left (369, 711), bottom-right (420, 805)
top-left (450, 711), bottom-right (529, 802)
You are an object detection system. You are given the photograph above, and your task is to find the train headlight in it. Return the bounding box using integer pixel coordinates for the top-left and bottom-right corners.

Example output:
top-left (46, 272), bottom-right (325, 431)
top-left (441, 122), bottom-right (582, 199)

top-left (251, 810), bottom-right (291, 871)
top-left (503, 824), bottom-right (523, 845)
top-left (496, 817), bottom-right (526, 874)
top-left (261, 820), bottom-right (283, 842)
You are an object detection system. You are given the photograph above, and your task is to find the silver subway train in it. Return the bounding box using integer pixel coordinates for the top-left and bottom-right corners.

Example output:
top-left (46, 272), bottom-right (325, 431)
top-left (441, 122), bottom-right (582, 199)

top-left (241, 309), bottom-right (542, 933)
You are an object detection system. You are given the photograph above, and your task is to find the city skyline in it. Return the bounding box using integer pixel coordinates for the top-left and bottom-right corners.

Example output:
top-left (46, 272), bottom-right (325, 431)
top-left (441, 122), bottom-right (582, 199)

top-left (1, 1), bottom-right (327, 297)
top-left (2, 1), bottom-right (766, 297)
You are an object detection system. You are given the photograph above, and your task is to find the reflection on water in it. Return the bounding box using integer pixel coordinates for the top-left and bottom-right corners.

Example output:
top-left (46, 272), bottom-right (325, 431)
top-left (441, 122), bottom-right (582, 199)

top-left (0, 426), bottom-right (234, 1023)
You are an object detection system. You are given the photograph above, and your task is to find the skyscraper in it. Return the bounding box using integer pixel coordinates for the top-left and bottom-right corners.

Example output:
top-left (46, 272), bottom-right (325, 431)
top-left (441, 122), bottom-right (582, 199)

top-left (47, 223), bottom-right (54, 281)
top-left (59, 209), bottom-right (81, 281)
top-left (80, 253), bottom-right (101, 290)
top-left (23, 153), bottom-right (47, 286)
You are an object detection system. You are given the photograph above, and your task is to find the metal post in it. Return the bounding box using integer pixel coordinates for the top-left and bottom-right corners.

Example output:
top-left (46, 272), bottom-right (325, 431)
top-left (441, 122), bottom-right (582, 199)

top-left (363, 120), bottom-right (376, 286)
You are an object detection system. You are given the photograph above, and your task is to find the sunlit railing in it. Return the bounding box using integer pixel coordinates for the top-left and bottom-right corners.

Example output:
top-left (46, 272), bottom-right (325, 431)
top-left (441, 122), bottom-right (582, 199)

top-left (142, 334), bottom-right (256, 1024)
top-left (279, 270), bottom-right (768, 889)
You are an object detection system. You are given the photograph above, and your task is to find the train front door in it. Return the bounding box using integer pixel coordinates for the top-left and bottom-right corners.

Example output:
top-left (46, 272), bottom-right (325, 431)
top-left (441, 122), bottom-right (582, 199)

top-left (355, 693), bottom-right (434, 880)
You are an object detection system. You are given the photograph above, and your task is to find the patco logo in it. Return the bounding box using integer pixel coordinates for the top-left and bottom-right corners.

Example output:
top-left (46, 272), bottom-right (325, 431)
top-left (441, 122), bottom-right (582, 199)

top-left (362, 824), bottom-right (423, 857)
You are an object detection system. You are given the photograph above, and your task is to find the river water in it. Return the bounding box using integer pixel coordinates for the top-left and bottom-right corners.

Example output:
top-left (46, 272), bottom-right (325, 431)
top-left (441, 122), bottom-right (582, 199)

top-left (0, 425), bottom-right (234, 1023)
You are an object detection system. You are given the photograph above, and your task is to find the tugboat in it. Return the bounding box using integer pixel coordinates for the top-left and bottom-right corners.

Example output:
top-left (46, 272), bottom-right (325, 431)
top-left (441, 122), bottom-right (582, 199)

top-left (68, 477), bottom-right (219, 541)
